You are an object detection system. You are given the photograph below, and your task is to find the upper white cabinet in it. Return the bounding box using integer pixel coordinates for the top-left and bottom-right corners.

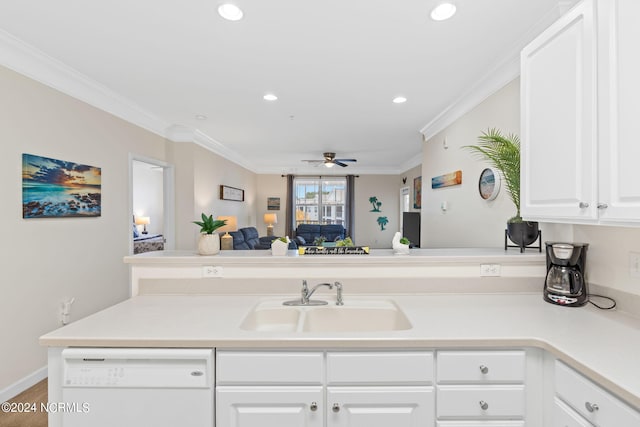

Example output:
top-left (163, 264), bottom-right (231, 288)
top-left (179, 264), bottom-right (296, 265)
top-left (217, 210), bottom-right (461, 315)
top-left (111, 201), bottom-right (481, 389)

top-left (521, 0), bottom-right (640, 225)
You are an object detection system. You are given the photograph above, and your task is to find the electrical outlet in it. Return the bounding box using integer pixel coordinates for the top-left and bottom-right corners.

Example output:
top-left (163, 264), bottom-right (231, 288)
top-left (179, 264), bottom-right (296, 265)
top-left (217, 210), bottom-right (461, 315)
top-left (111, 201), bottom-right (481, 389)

top-left (629, 252), bottom-right (640, 278)
top-left (480, 264), bottom-right (501, 277)
top-left (202, 265), bottom-right (223, 278)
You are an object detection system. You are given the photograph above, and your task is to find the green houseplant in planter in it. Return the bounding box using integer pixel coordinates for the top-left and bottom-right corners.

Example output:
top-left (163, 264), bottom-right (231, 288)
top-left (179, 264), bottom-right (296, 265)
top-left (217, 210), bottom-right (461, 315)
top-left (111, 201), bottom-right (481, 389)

top-left (193, 213), bottom-right (227, 255)
top-left (463, 128), bottom-right (539, 250)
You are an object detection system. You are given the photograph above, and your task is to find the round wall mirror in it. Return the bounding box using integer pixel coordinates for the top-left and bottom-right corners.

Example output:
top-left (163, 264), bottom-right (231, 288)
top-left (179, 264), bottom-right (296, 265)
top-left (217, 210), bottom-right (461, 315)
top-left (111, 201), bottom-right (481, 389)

top-left (478, 167), bottom-right (501, 201)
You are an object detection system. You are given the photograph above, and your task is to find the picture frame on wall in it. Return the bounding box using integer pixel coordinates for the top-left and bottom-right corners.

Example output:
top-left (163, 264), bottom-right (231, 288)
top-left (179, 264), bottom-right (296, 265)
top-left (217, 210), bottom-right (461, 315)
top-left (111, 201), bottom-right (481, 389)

top-left (267, 197), bottom-right (280, 210)
top-left (219, 185), bottom-right (244, 202)
top-left (413, 176), bottom-right (422, 209)
top-left (22, 153), bottom-right (102, 218)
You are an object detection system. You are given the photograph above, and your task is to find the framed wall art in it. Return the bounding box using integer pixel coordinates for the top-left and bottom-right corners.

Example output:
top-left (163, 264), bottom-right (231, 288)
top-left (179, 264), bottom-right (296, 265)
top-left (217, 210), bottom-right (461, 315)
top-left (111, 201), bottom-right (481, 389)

top-left (267, 197), bottom-right (280, 210)
top-left (22, 153), bottom-right (102, 218)
top-left (413, 176), bottom-right (422, 209)
top-left (431, 170), bottom-right (462, 189)
top-left (478, 167), bottom-right (501, 200)
top-left (220, 185), bottom-right (244, 202)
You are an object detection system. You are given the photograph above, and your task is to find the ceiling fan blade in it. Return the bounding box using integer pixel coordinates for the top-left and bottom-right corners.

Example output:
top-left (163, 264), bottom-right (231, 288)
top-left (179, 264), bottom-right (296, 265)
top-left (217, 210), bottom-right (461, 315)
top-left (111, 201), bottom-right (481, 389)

top-left (334, 160), bottom-right (349, 167)
top-left (301, 159), bottom-right (324, 163)
top-left (335, 158), bottom-right (357, 163)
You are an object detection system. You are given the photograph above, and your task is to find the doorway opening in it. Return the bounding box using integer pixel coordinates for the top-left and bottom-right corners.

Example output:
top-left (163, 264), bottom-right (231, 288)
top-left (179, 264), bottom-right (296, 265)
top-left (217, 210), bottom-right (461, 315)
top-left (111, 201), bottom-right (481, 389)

top-left (129, 155), bottom-right (175, 255)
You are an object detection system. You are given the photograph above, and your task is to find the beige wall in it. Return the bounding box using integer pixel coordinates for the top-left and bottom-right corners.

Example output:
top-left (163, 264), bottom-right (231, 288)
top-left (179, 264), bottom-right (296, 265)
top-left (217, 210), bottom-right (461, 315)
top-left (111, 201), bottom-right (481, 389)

top-left (421, 78), bottom-right (566, 248)
top-left (355, 175), bottom-right (402, 248)
top-left (0, 65), bottom-right (168, 392)
top-left (255, 175), bottom-right (288, 237)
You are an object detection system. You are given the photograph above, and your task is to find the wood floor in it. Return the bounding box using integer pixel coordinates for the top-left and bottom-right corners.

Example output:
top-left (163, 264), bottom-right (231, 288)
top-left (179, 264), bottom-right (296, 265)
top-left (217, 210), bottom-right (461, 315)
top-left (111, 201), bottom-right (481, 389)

top-left (0, 379), bottom-right (47, 427)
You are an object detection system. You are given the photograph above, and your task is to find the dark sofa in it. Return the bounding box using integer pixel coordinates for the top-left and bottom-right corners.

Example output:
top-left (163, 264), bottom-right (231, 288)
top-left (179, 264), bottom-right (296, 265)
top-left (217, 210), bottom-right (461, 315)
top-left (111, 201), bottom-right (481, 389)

top-left (294, 224), bottom-right (346, 246)
top-left (229, 227), bottom-right (297, 250)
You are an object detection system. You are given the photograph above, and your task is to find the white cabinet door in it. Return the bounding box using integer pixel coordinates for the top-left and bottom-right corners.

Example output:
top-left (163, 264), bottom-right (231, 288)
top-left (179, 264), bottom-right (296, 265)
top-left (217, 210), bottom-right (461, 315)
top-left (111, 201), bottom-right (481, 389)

top-left (597, 0), bottom-right (640, 224)
top-left (327, 386), bottom-right (435, 427)
top-left (216, 386), bottom-right (323, 427)
top-left (521, 0), bottom-right (598, 222)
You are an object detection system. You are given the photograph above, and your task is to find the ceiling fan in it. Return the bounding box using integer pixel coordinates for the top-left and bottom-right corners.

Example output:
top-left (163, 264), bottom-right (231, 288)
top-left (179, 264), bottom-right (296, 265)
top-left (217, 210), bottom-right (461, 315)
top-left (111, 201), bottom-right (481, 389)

top-left (302, 152), bottom-right (357, 168)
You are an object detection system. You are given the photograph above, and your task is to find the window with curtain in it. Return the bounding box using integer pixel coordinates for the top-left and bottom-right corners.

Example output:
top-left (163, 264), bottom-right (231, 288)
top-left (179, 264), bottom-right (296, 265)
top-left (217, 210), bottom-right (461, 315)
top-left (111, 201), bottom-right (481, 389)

top-left (293, 177), bottom-right (347, 227)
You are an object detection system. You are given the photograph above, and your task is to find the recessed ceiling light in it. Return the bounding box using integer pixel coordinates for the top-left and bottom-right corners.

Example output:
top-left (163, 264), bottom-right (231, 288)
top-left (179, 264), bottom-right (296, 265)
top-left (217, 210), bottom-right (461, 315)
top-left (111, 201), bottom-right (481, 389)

top-left (430, 3), bottom-right (457, 21)
top-left (393, 96), bottom-right (407, 104)
top-left (263, 94), bottom-right (278, 101)
top-left (218, 3), bottom-right (244, 21)
top-left (195, 114), bottom-right (207, 120)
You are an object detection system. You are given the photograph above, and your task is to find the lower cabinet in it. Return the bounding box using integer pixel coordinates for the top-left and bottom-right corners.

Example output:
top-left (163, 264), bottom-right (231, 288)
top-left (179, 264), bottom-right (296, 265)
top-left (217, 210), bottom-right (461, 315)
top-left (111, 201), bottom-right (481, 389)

top-left (554, 361), bottom-right (640, 427)
top-left (216, 350), bottom-right (435, 427)
top-left (216, 386), bottom-right (323, 427)
top-left (327, 386), bottom-right (434, 427)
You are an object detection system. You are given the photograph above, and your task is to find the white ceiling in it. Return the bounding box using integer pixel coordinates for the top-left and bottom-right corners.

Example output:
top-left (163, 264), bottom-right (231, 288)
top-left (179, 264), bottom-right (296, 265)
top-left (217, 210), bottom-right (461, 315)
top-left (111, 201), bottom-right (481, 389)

top-left (0, 0), bottom-right (576, 175)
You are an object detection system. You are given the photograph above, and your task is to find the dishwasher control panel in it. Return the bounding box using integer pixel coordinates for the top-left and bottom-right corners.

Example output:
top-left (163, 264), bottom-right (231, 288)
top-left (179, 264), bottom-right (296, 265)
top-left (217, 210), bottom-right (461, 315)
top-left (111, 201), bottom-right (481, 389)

top-left (62, 348), bottom-right (213, 388)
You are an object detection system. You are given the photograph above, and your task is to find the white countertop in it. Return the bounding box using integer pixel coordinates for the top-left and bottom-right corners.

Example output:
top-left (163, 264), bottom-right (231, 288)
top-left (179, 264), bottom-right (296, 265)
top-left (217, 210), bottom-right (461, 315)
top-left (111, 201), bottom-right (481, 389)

top-left (40, 292), bottom-right (640, 408)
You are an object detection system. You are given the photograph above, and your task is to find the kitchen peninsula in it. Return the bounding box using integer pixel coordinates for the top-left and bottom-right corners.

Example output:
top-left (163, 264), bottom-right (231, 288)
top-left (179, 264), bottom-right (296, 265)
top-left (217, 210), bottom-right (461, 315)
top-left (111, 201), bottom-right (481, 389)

top-left (40, 249), bottom-right (640, 426)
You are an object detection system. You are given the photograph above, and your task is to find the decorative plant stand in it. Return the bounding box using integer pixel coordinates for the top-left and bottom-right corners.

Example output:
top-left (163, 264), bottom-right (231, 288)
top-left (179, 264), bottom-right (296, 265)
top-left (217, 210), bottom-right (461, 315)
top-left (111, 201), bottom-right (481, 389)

top-left (504, 229), bottom-right (542, 253)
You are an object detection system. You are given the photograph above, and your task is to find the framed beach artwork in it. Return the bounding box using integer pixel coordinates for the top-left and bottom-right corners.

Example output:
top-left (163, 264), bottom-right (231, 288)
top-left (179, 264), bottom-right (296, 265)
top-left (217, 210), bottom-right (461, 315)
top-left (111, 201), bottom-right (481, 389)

top-left (22, 153), bottom-right (101, 218)
top-left (431, 170), bottom-right (462, 189)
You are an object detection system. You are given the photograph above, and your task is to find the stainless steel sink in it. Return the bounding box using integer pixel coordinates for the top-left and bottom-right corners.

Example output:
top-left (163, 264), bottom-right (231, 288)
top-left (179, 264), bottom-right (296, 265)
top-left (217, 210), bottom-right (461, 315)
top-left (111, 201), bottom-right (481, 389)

top-left (240, 299), bottom-right (412, 333)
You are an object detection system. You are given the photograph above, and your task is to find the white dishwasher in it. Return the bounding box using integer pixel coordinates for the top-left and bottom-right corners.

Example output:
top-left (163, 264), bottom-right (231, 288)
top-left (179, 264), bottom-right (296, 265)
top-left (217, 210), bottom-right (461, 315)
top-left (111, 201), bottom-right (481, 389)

top-left (60, 348), bottom-right (214, 427)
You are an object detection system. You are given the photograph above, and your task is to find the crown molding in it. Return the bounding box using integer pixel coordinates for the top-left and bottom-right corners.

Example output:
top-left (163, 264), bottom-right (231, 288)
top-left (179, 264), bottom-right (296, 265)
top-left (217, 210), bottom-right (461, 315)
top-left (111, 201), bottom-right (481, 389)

top-left (419, 3), bottom-right (565, 141)
top-left (0, 29), bottom-right (169, 137)
top-left (165, 125), bottom-right (256, 172)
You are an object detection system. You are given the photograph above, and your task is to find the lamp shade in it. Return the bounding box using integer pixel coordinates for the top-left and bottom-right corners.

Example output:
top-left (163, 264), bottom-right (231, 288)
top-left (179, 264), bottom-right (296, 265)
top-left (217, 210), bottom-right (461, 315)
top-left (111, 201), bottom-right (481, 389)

top-left (263, 213), bottom-right (277, 225)
top-left (216, 216), bottom-right (238, 234)
top-left (135, 216), bottom-right (150, 225)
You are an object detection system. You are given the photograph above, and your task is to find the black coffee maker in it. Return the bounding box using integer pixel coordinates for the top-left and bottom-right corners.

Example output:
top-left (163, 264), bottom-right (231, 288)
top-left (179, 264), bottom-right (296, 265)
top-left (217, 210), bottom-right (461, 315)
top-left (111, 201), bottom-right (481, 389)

top-left (544, 242), bottom-right (589, 306)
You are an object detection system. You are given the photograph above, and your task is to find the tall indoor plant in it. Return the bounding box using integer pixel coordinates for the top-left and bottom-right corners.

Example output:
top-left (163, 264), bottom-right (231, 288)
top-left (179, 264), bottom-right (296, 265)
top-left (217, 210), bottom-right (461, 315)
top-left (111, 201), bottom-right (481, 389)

top-left (463, 128), bottom-right (539, 248)
top-left (193, 213), bottom-right (227, 255)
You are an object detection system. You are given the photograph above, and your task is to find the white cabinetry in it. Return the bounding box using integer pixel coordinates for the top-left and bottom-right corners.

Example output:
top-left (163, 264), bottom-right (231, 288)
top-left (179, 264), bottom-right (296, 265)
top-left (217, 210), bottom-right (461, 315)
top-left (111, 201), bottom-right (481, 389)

top-left (554, 361), bottom-right (640, 426)
top-left (521, 0), bottom-right (640, 225)
top-left (216, 351), bottom-right (323, 427)
top-left (436, 350), bottom-right (526, 426)
top-left (216, 350), bottom-right (435, 427)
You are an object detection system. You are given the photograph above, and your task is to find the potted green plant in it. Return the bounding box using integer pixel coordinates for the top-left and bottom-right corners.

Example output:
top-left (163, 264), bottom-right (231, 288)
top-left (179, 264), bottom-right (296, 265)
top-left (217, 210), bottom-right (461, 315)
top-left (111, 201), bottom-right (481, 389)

top-left (193, 213), bottom-right (227, 255)
top-left (313, 236), bottom-right (327, 246)
top-left (336, 237), bottom-right (354, 247)
top-left (463, 128), bottom-right (539, 249)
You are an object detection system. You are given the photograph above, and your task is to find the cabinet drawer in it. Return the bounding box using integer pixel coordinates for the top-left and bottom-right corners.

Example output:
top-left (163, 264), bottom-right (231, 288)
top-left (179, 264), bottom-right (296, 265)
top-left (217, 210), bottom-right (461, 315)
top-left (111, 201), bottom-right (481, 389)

top-left (326, 351), bottom-right (434, 385)
top-left (216, 351), bottom-right (323, 385)
top-left (437, 351), bottom-right (525, 383)
top-left (555, 361), bottom-right (640, 426)
top-left (554, 397), bottom-right (592, 427)
top-left (437, 385), bottom-right (525, 418)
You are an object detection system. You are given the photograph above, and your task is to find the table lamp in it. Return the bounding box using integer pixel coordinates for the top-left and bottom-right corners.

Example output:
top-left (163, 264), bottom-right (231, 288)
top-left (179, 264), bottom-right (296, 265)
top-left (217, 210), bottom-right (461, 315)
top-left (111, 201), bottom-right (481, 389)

top-left (263, 213), bottom-right (277, 237)
top-left (217, 216), bottom-right (237, 250)
top-left (135, 216), bottom-right (150, 234)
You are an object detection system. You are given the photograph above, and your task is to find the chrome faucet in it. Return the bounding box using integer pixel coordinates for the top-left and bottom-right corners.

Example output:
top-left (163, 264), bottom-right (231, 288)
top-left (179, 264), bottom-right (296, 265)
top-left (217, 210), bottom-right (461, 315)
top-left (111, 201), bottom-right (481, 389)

top-left (303, 281), bottom-right (333, 304)
top-left (283, 280), bottom-right (333, 306)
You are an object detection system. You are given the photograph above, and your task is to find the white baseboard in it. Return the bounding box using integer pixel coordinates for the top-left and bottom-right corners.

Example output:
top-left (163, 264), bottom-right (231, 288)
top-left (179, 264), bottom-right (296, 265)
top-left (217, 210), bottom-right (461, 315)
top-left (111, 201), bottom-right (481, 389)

top-left (0, 366), bottom-right (47, 403)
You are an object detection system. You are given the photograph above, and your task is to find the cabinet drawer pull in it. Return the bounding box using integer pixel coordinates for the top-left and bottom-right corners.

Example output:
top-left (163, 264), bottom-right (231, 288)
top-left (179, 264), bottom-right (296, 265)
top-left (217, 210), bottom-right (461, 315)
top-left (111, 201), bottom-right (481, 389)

top-left (585, 402), bottom-right (599, 412)
top-left (479, 400), bottom-right (489, 410)
top-left (310, 402), bottom-right (318, 412)
top-left (479, 365), bottom-right (489, 374)
top-left (579, 202), bottom-right (589, 209)
top-left (332, 403), bottom-right (341, 413)
top-left (597, 203), bottom-right (608, 209)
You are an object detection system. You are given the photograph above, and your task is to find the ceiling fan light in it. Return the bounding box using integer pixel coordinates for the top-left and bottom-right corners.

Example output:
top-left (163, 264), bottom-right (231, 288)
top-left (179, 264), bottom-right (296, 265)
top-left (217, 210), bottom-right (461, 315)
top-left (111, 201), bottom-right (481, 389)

top-left (430, 3), bottom-right (457, 21)
top-left (218, 3), bottom-right (244, 21)
top-left (324, 162), bottom-right (335, 168)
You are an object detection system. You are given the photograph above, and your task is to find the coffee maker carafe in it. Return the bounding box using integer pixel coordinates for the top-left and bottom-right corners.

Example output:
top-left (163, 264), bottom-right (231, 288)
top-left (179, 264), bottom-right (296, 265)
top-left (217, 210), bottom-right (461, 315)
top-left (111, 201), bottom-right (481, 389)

top-left (544, 242), bottom-right (589, 306)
